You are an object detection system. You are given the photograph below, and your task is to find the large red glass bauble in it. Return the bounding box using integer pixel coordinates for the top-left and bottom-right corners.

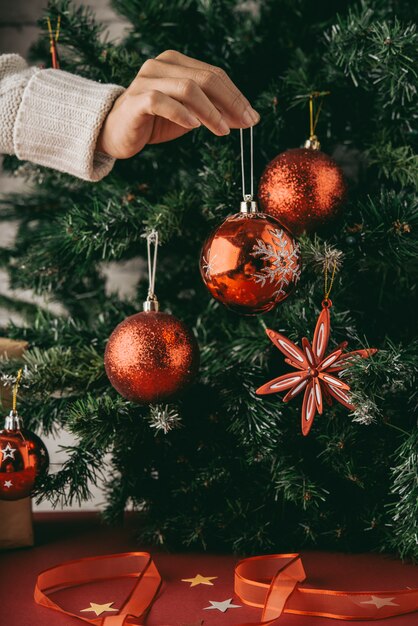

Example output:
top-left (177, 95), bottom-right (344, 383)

top-left (199, 211), bottom-right (301, 315)
top-left (0, 427), bottom-right (49, 501)
top-left (258, 148), bottom-right (347, 236)
top-left (105, 311), bottom-right (200, 404)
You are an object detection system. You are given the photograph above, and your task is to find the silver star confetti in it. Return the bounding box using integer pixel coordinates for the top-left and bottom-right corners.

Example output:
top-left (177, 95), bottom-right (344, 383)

top-left (203, 598), bottom-right (241, 613)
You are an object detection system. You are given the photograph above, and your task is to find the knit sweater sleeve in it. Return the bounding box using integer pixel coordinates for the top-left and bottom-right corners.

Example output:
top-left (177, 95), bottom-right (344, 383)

top-left (0, 54), bottom-right (125, 182)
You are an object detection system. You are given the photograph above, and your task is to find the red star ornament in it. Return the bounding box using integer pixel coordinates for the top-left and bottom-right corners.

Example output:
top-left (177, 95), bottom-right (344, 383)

top-left (256, 300), bottom-right (377, 436)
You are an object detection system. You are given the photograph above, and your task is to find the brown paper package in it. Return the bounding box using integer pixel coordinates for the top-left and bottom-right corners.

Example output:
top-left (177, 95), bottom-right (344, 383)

top-left (0, 337), bottom-right (34, 549)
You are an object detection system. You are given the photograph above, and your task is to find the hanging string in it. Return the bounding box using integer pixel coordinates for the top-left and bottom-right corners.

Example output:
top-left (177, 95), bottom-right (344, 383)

top-left (146, 230), bottom-right (159, 301)
top-left (12, 369), bottom-right (23, 415)
top-left (46, 16), bottom-right (61, 69)
top-left (324, 261), bottom-right (337, 301)
top-left (240, 126), bottom-right (254, 200)
top-left (308, 91), bottom-right (330, 140)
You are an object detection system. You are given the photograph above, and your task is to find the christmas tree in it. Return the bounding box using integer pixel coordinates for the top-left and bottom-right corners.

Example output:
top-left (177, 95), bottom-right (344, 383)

top-left (1, 0), bottom-right (417, 558)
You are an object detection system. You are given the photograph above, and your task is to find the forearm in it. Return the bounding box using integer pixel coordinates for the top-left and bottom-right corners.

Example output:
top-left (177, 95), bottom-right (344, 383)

top-left (0, 54), bottom-right (124, 182)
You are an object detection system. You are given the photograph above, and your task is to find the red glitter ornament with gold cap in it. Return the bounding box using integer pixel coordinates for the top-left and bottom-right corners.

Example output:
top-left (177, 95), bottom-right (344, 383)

top-left (258, 94), bottom-right (347, 236)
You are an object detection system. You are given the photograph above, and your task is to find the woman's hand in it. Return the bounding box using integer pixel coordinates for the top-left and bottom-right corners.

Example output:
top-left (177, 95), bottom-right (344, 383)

top-left (96, 50), bottom-right (260, 159)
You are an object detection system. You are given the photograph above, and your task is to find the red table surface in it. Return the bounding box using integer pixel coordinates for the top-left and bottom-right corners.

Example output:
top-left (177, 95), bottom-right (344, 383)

top-left (1, 512), bottom-right (418, 626)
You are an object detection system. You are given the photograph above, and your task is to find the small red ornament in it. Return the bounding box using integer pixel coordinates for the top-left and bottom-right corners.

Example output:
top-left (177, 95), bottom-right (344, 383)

top-left (256, 299), bottom-right (377, 436)
top-left (0, 411), bottom-right (49, 501)
top-left (258, 146), bottom-right (347, 236)
top-left (105, 230), bottom-right (199, 404)
top-left (200, 200), bottom-right (301, 315)
top-left (105, 309), bottom-right (200, 404)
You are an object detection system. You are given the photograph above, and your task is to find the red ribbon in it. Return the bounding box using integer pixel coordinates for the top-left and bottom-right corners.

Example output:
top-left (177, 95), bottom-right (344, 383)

top-left (34, 552), bottom-right (418, 624)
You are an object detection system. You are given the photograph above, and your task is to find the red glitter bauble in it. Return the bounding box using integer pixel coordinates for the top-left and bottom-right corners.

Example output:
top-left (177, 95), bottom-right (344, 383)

top-left (0, 425), bottom-right (49, 501)
top-left (200, 211), bottom-right (301, 315)
top-left (105, 311), bottom-right (200, 403)
top-left (258, 148), bottom-right (347, 236)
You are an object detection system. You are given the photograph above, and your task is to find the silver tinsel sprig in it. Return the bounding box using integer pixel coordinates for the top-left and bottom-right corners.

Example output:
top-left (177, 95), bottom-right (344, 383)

top-left (302, 235), bottom-right (344, 274)
top-left (0, 365), bottom-right (30, 389)
top-left (148, 404), bottom-right (182, 434)
top-left (350, 392), bottom-right (381, 425)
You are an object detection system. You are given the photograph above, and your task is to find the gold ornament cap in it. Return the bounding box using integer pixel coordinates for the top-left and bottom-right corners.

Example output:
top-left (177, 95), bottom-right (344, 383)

top-left (304, 135), bottom-right (321, 150)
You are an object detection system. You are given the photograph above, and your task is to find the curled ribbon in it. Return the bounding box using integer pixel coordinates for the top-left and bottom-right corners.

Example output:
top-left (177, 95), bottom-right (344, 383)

top-left (34, 552), bottom-right (418, 624)
top-left (34, 553), bottom-right (161, 625)
top-left (234, 554), bottom-right (418, 621)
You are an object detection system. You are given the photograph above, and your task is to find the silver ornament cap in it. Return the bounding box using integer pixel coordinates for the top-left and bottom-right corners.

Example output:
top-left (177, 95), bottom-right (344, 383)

top-left (143, 295), bottom-right (159, 312)
top-left (4, 410), bottom-right (22, 431)
top-left (240, 194), bottom-right (259, 214)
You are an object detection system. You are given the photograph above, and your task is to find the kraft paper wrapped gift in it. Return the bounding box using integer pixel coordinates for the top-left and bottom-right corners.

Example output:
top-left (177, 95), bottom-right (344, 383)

top-left (0, 337), bottom-right (33, 550)
top-left (0, 498), bottom-right (33, 549)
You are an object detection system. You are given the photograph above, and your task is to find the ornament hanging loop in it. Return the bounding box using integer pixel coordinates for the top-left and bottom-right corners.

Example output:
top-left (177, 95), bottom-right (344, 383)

top-left (12, 368), bottom-right (23, 415)
top-left (321, 298), bottom-right (333, 309)
top-left (46, 16), bottom-right (61, 69)
top-left (323, 260), bottom-right (338, 307)
top-left (5, 368), bottom-right (23, 430)
top-left (144, 230), bottom-right (159, 312)
top-left (304, 91), bottom-right (330, 151)
top-left (240, 127), bottom-right (258, 213)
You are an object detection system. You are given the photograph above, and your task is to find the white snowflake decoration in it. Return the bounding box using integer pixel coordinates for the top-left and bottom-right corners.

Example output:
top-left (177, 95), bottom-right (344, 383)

top-left (201, 253), bottom-right (217, 278)
top-left (251, 228), bottom-right (301, 299)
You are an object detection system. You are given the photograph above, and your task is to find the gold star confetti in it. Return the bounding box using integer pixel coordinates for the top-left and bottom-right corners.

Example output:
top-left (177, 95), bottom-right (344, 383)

top-left (80, 602), bottom-right (118, 616)
top-left (181, 574), bottom-right (218, 587)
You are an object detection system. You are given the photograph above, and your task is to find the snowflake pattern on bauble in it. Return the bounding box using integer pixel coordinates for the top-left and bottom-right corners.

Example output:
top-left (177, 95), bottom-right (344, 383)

top-left (201, 253), bottom-right (217, 278)
top-left (251, 228), bottom-right (301, 299)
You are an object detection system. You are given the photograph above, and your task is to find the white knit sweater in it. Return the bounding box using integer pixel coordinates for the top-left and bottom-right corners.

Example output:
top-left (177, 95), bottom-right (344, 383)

top-left (0, 54), bottom-right (124, 182)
